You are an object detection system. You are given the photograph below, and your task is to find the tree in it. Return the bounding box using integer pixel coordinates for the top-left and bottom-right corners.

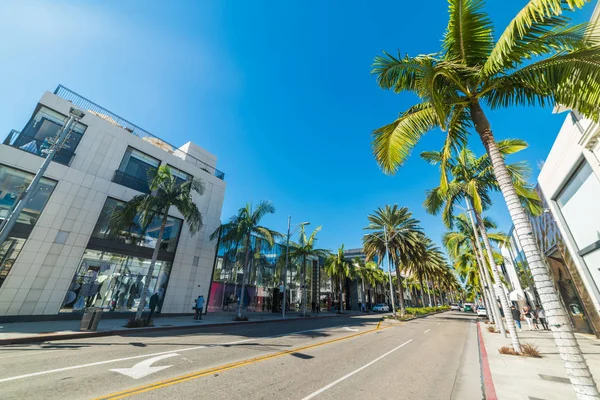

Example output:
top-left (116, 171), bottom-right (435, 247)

top-left (363, 205), bottom-right (423, 316)
top-left (211, 201), bottom-right (279, 319)
top-left (112, 166), bottom-right (204, 321)
top-left (289, 225), bottom-right (329, 316)
top-left (324, 245), bottom-right (352, 313)
top-left (371, 1), bottom-right (600, 395)
top-left (404, 236), bottom-right (446, 307)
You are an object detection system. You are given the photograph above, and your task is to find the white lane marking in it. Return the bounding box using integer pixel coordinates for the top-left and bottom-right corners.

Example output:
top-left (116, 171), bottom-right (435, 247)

top-left (0, 350), bottom-right (62, 360)
top-left (424, 329), bottom-right (431, 334)
top-left (0, 326), bottom-right (338, 383)
top-left (340, 327), bottom-right (359, 332)
top-left (110, 353), bottom-right (178, 379)
top-left (301, 339), bottom-right (413, 400)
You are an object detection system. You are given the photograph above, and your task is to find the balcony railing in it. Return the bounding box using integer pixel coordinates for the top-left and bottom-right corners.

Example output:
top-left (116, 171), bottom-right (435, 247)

top-left (54, 85), bottom-right (226, 181)
top-left (112, 170), bottom-right (151, 193)
top-left (3, 130), bottom-right (75, 166)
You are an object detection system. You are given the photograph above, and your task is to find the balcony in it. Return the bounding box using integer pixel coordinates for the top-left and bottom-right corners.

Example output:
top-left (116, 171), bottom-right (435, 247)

top-left (112, 170), bottom-right (151, 193)
top-left (3, 130), bottom-right (76, 166)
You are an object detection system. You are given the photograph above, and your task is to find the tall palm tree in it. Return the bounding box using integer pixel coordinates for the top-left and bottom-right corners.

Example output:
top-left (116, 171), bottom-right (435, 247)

top-left (112, 165), bottom-right (204, 321)
top-left (363, 205), bottom-right (423, 316)
top-left (289, 225), bottom-right (329, 316)
top-left (371, 0), bottom-right (600, 393)
top-left (211, 201), bottom-right (279, 319)
top-left (405, 237), bottom-right (446, 307)
top-left (423, 141), bottom-right (541, 346)
top-left (325, 245), bottom-right (352, 313)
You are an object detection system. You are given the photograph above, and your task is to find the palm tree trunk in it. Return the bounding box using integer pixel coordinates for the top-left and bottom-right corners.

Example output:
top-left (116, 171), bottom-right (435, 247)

top-left (427, 280), bottom-right (433, 307)
top-left (135, 209), bottom-right (168, 321)
top-left (361, 278), bottom-right (366, 310)
top-left (395, 264), bottom-right (406, 316)
top-left (475, 210), bottom-right (520, 350)
top-left (418, 272), bottom-right (425, 307)
top-left (471, 101), bottom-right (599, 398)
top-left (302, 256), bottom-right (307, 316)
top-left (465, 197), bottom-right (506, 336)
top-left (238, 234), bottom-right (252, 319)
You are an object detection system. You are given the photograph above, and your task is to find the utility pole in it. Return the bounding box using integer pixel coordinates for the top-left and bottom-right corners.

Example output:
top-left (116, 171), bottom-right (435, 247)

top-left (282, 216), bottom-right (291, 319)
top-left (0, 107), bottom-right (84, 247)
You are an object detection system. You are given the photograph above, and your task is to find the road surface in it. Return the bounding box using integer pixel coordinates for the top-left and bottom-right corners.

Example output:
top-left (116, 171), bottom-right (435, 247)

top-left (0, 312), bottom-right (481, 399)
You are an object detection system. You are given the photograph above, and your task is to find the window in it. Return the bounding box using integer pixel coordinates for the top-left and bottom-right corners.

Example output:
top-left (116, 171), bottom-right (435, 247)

top-left (6, 106), bottom-right (86, 166)
top-left (61, 249), bottom-right (172, 312)
top-left (0, 237), bottom-right (26, 289)
top-left (556, 161), bottom-right (600, 251)
top-left (92, 198), bottom-right (182, 252)
top-left (113, 147), bottom-right (159, 193)
top-left (168, 166), bottom-right (193, 186)
top-left (0, 165), bottom-right (57, 225)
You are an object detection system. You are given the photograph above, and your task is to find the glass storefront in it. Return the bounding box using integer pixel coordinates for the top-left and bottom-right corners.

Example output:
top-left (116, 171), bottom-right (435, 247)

top-left (92, 198), bottom-right (182, 252)
top-left (0, 238), bottom-right (26, 288)
top-left (61, 249), bottom-right (172, 312)
top-left (0, 164), bottom-right (57, 225)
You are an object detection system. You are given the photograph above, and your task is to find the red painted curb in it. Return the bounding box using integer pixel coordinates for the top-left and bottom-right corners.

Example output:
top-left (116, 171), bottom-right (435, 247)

top-left (477, 321), bottom-right (498, 400)
top-left (0, 314), bottom-right (342, 346)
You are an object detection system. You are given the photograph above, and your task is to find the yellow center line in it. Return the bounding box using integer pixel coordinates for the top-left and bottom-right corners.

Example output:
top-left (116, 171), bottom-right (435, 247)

top-left (96, 324), bottom-right (389, 400)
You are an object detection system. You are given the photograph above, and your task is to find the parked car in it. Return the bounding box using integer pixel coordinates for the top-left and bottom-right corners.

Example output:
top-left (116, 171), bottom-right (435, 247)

top-left (372, 303), bottom-right (390, 312)
top-left (476, 307), bottom-right (487, 317)
top-left (463, 303), bottom-right (474, 312)
top-left (450, 303), bottom-right (460, 311)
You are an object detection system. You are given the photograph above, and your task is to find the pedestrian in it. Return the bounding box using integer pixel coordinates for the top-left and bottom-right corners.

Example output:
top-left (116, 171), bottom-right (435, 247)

top-left (510, 305), bottom-right (522, 330)
top-left (148, 292), bottom-right (159, 322)
top-left (532, 307), bottom-right (540, 330)
top-left (536, 305), bottom-right (549, 330)
top-left (194, 295), bottom-right (205, 320)
top-left (311, 301), bottom-right (316, 313)
top-left (523, 306), bottom-right (534, 330)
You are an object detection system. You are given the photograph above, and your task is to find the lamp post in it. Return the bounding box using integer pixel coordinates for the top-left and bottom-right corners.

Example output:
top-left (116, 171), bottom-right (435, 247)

top-left (0, 107), bottom-right (85, 248)
top-left (282, 218), bottom-right (309, 318)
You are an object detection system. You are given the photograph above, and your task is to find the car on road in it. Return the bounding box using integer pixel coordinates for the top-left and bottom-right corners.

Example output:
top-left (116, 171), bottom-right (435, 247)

top-left (476, 307), bottom-right (487, 317)
top-left (372, 303), bottom-right (390, 313)
top-left (462, 303), bottom-right (474, 313)
top-left (450, 304), bottom-right (460, 311)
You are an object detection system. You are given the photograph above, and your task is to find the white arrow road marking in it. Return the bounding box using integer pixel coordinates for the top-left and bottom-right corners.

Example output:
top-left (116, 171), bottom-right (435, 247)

top-left (110, 353), bottom-right (179, 379)
top-left (340, 327), bottom-right (359, 332)
top-left (424, 329), bottom-right (431, 334)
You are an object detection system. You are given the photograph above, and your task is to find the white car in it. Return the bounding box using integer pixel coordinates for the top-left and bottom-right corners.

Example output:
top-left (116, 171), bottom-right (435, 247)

top-left (372, 303), bottom-right (390, 312)
top-left (450, 304), bottom-right (460, 311)
top-left (476, 307), bottom-right (487, 317)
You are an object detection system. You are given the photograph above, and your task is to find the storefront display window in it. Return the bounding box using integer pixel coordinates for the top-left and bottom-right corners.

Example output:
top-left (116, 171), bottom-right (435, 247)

top-left (0, 165), bottom-right (57, 225)
top-left (62, 249), bottom-right (171, 312)
top-left (92, 198), bottom-right (182, 252)
top-left (0, 237), bottom-right (26, 289)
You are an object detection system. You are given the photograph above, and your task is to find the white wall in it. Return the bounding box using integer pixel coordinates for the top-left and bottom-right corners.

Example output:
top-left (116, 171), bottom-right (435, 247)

top-left (0, 91), bottom-right (225, 316)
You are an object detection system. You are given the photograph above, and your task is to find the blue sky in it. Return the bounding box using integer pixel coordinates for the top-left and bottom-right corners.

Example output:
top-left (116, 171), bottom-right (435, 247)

top-left (0, 1), bottom-right (595, 252)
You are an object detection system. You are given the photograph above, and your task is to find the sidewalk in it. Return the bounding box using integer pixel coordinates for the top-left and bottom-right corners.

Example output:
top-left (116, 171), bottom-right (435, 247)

top-left (479, 321), bottom-right (600, 400)
top-left (0, 310), bottom-right (347, 345)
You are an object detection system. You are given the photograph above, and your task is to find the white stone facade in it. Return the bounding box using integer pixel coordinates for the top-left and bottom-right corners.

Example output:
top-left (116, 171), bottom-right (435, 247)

top-left (0, 90), bottom-right (225, 317)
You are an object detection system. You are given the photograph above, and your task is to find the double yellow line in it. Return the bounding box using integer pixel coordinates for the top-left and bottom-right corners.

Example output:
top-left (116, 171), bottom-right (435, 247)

top-left (96, 323), bottom-right (388, 400)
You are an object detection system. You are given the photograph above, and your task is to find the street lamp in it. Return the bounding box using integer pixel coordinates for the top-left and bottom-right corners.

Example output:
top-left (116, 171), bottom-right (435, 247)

top-left (282, 218), bottom-right (309, 318)
top-left (0, 107), bottom-right (85, 248)
top-left (364, 227), bottom-right (403, 318)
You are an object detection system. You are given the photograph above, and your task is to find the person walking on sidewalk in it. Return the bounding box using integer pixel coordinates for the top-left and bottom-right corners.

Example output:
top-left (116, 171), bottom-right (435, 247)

top-left (194, 295), bottom-right (205, 321)
top-left (523, 306), bottom-right (534, 330)
top-left (536, 305), bottom-right (549, 330)
top-left (511, 305), bottom-right (522, 330)
top-left (148, 293), bottom-right (159, 322)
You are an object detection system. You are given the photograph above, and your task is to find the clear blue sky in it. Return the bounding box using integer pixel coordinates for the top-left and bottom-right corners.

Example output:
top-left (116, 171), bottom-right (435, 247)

top-left (0, 1), bottom-right (595, 251)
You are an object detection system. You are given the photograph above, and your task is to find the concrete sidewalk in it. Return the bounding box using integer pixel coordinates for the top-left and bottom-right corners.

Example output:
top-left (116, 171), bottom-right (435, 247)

top-left (0, 310), bottom-right (352, 345)
top-left (479, 321), bottom-right (600, 400)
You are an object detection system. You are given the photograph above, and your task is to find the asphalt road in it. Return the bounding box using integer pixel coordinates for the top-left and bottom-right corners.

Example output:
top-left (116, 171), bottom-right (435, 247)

top-left (0, 312), bottom-right (481, 400)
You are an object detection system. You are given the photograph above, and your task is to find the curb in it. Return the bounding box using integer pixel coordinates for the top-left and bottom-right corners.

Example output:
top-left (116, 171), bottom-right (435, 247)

top-left (477, 321), bottom-right (498, 400)
top-left (0, 314), bottom-right (342, 346)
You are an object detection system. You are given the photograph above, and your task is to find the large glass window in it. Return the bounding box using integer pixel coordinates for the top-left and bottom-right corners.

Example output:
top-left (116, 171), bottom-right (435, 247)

top-left (61, 249), bottom-right (172, 312)
top-left (113, 147), bottom-right (159, 193)
top-left (5, 106), bottom-right (86, 166)
top-left (0, 165), bottom-right (57, 225)
top-left (92, 198), bottom-right (182, 252)
top-left (0, 237), bottom-right (26, 289)
top-left (168, 166), bottom-right (193, 186)
top-left (557, 161), bottom-right (600, 251)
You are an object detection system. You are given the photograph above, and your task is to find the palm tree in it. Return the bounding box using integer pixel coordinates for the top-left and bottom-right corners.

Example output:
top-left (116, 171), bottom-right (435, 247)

top-left (363, 205), bottom-right (423, 316)
top-left (324, 245), bottom-right (352, 313)
top-left (371, 0), bottom-right (600, 392)
top-left (112, 165), bottom-right (204, 321)
top-left (404, 236), bottom-right (446, 308)
top-left (211, 201), bottom-right (279, 319)
top-left (423, 141), bottom-right (541, 347)
top-left (289, 225), bottom-right (329, 316)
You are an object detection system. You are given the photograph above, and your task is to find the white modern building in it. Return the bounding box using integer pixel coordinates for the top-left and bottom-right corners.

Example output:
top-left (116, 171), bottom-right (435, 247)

top-left (0, 85), bottom-right (226, 319)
